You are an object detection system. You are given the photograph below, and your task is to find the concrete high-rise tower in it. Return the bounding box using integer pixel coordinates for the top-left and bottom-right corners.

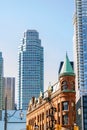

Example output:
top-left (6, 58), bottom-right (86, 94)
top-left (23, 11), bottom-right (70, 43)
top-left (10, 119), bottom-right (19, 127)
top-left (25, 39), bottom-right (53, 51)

top-left (18, 30), bottom-right (44, 110)
top-left (3, 77), bottom-right (15, 110)
top-left (73, 0), bottom-right (87, 129)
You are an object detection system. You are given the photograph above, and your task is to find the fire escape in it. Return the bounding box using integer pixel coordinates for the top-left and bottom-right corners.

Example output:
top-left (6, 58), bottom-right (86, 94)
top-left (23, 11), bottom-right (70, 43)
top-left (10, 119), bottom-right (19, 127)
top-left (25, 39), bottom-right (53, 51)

top-left (44, 83), bottom-right (57, 130)
top-left (46, 106), bottom-right (56, 130)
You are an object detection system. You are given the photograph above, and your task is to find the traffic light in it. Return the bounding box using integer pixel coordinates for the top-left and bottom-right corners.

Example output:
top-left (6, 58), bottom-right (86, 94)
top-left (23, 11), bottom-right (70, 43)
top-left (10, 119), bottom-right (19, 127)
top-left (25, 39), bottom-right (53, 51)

top-left (74, 126), bottom-right (79, 130)
top-left (56, 124), bottom-right (61, 130)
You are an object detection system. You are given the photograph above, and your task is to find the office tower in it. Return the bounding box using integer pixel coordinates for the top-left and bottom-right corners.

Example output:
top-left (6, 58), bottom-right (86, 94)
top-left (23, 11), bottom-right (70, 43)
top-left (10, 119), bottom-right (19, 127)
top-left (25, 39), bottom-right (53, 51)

top-left (18, 30), bottom-right (44, 110)
top-left (0, 52), bottom-right (3, 109)
top-left (0, 52), bottom-right (3, 120)
top-left (3, 77), bottom-right (15, 110)
top-left (73, 0), bottom-right (87, 129)
top-left (73, 0), bottom-right (87, 99)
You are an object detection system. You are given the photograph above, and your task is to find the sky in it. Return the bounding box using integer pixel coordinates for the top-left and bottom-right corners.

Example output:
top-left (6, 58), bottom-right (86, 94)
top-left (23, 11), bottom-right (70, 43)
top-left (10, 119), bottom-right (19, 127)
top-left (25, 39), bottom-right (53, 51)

top-left (0, 0), bottom-right (74, 92)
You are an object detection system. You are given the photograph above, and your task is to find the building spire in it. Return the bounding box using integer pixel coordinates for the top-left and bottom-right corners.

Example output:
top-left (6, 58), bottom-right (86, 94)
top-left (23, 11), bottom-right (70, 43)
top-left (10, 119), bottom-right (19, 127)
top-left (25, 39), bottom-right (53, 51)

top-left (59, 53), bottom-right (75, 77)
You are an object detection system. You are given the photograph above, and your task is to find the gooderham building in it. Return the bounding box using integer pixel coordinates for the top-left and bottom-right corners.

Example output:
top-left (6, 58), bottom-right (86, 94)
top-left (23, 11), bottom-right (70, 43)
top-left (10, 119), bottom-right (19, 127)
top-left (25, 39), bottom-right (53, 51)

top-left (26, 54), bottom-right (76, 130)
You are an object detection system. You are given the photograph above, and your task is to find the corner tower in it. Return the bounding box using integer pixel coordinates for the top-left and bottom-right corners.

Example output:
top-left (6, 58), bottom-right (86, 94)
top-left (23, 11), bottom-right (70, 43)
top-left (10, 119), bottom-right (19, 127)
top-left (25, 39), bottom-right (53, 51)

top-left (58, 54), bottom-right (76, 129)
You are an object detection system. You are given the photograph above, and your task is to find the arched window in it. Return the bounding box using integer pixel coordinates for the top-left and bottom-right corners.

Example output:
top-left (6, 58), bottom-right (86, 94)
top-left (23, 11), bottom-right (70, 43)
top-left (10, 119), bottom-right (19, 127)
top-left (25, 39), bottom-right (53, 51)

top-left (61, 81), bottom-right (68, 90)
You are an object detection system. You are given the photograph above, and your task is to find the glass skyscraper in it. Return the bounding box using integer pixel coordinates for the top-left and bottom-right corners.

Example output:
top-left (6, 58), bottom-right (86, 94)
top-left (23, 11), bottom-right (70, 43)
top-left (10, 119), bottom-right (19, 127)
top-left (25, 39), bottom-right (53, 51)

top-left (0, 52), bottom-right (3, 120)
top-left (73, 0), bottom-right (87, 98)
top-left (73, 0), bottom-right (87, 129)
top-left (18, 30), bottom-right (44, 110)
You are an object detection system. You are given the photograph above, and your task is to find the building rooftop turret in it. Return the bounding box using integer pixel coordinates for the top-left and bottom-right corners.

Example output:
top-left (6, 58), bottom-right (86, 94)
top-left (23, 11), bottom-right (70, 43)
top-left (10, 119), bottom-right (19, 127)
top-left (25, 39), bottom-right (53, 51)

top-left (59, 53), bottom-right (75, 77)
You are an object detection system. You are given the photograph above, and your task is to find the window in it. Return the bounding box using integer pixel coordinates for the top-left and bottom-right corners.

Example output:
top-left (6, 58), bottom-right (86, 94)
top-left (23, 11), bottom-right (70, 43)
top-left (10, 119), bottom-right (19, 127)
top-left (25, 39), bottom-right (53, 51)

top-left (62, 114), bottom-right (68, 125)
top-left (42, 113), bottom-right (44, 120)
top-left (62, 102), bottom-right (68, 111)
top-left (42, 123), bottom-right (44, 130)
top-left (71, 81), bottom-right (75, 90)
top-left (62, 81), bottom-right (67, 85)
top-left (62, 81), bottom-right (68, 90)
top-left (46, 110), bottom-right (48, 117)
top-left (40, 114), bottom-right (41, 121)
top-left (58, 116), bottom-right (60, 124)
top-left (37, 115), bottom-right (39, 122)
top-left (58, 103), bottom-right (60, 112)
top-left (50, 107), bottom-right (53, 115)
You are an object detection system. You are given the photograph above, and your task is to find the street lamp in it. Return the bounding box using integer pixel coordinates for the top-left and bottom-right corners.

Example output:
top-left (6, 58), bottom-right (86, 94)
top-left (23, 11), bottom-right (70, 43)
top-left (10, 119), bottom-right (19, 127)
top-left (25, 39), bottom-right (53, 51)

top-left (78, 108), bottom-right (81, 115)
top-left (4, 96), bottom-right (24, 130)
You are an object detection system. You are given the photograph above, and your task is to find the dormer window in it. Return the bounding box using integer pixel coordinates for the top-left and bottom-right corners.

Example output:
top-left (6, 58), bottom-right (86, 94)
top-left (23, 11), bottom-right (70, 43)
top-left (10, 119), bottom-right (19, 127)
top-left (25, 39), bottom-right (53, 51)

top-left (62, 81), bottom-right (68, 90)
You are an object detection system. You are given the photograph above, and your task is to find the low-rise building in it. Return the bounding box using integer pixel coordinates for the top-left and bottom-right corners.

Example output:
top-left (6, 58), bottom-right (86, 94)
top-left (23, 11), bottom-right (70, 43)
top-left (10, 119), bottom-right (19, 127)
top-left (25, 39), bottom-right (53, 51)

top-left (26, 54), bottom-right (77, 130)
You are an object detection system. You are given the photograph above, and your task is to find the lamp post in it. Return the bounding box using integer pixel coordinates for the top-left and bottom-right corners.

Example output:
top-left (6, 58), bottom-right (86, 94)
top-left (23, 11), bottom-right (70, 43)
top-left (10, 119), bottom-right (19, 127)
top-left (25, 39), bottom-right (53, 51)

top-left (4, 96), bottom-right (7, 130)
top-left (4, 96), bottom-right (24, 130)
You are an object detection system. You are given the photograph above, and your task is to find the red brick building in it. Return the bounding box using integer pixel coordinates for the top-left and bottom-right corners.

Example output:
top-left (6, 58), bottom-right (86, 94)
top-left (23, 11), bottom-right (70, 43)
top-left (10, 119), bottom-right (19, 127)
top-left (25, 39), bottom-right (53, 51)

top-left (26, 54), bottom-right (76, 130)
